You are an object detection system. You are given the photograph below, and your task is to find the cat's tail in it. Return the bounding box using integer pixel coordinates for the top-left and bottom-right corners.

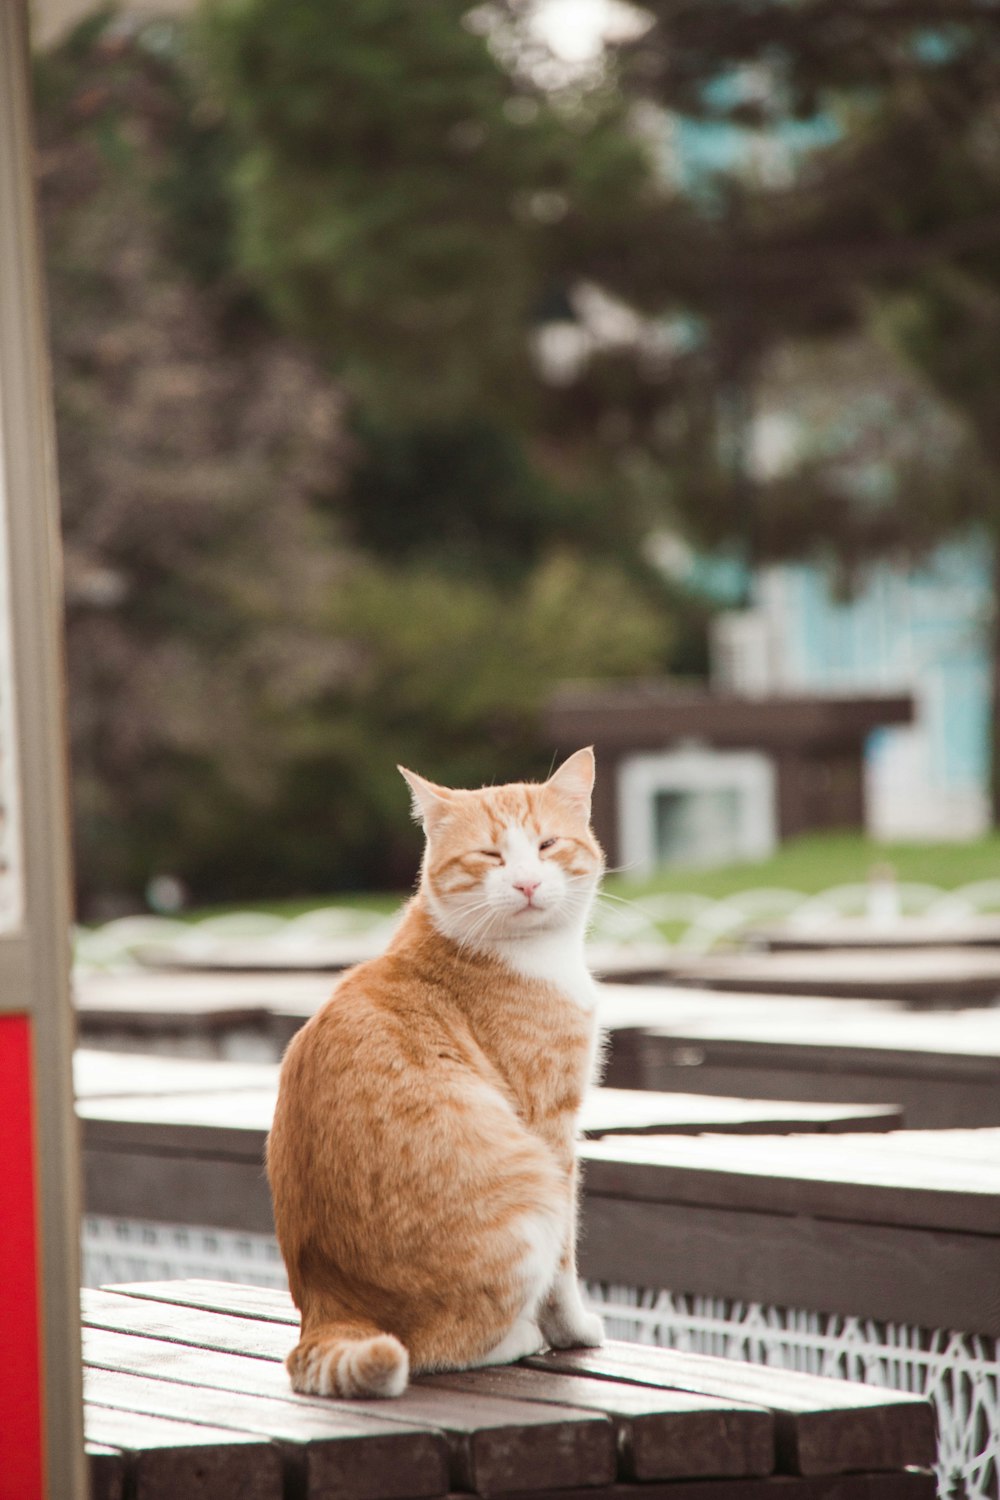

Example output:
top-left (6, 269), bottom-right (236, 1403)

top-left (287, 1320), bottom-right (409, 1399)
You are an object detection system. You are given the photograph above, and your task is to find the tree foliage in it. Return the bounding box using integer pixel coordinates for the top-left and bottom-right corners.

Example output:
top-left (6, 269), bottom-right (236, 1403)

top-left (604, 0), bottom-right (1000, 556)
top-left (36, 15), bottom-right (677, 910)
top-left (196, 0), bottom-right (653, 419)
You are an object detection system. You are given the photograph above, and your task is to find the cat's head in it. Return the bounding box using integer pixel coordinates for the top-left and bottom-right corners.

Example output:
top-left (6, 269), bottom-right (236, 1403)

top-left (399, 749), bottom-right (604, 948)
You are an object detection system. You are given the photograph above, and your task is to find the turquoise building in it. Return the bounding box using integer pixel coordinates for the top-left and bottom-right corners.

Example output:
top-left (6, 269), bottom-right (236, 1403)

top-left (666, 67), bottom-right (995, 839)
top-left (715, 541), bottom-right (994, 838)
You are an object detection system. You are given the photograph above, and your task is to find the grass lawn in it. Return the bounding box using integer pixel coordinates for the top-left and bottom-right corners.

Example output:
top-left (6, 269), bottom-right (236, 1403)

top-left (180, 829), bottom-right (1000, 925)
top-left (606, 829), bottom-right (1000, 902)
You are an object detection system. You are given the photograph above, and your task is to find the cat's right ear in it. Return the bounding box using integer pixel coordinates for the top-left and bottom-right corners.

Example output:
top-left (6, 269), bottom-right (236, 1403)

top-left (398, 766), bottom-right (454, 834)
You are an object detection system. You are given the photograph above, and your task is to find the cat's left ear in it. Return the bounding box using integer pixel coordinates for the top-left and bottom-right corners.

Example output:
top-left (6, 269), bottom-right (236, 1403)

top-left (546, 746), bottom-right (595, 816)
top-left (398, 766), bottom-right (455, 834)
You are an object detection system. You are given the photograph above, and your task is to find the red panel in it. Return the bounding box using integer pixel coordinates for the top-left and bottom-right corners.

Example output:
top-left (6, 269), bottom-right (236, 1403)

top-left (0, 1014), bottom-right (44, 1500)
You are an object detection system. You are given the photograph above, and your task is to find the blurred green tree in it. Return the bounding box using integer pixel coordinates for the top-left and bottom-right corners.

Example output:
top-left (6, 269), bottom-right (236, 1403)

top-left (196, 0), bottom-right (653, 421)
top-left (36, 16), bottom-right (678, 910)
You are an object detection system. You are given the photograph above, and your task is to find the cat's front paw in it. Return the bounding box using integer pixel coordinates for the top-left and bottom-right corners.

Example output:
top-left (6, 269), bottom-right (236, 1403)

top-left (543, 1307), bottom-right (605, 1350)
top-left (566, 1309), bottom-right (606, 1349)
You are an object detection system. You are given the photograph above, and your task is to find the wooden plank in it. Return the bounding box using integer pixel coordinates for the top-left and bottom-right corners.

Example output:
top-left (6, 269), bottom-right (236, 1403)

top-left (596, 985), bottom-right (907, 1031)
top-left (588, 945), bottom-right (685, 983)
top-left (80, 1307), bottom-right (615, 1496)
top-left (580, 1089), bottom-right (901, 1136)
top-left (669, 947), bottom-right (1000, 1006)
top-left (124, 932), bottom-right (674, 981)
top-left (86, 1443), bottom-right (125, 1500)
top-left (703, 1126), bottom-right (1000, 1166)
top-left (80, 1297), bottom-right (932, 1489)
top-left (604, 983), bottom-right (1000, 1123)
top-left (639, 1000), bottom-right (1000, 1070)
top-left (83, 1289), bottom-right (295, 1360)
top-left (107, 1278), bottom-right (299, 1326)
top-left (75, 1049), bottom-right (277, 1099)
top-left (81, 1323), bottom-right (344, 1405)
top-left (80, 1081), bottom-right (900, 1147)
top-left (85, 1288), bottom-right (931, 1495)
top-left (543, 686), bottom-right (914, 749)
top-left (578, 1133), bottom-right (1000, 1233)
top-left (85, 1366), bottom-right (449, 1500)
top-left (373, 1388), bottom-right (614, 1495)
top-left (74, 971), bottom-right (331, 1032)
top-left (846, 1126), bottom-right (1000, 1160)
top-left (580, 1193), bottom-right (1000, 1337)
top-left (78, 1101), bottom-right (909, 1231)
top-left (83, 1403), bottom-right (282, 1500)
top-left (525, 1342), bottom-right (935, 1477)
top-left (188, 974), bottom-right (1000, 1080)
top-left (264, 979), bottom-right (869, 1054)
top-left (639, 1033), bottom-right (995, 1083)
top-left (422, 1364), bottom-right (773, 1481)
top-left (79, 1091), bottom-right (275, 1156)
top-left (78, 1086), bottom-right (903, 1237)
top-left (83, 1147), bottom-right (274, 1232)
top-left (633, 1054), bottom-right (1000, 1130)
top-left (461, 1476), bottom-right (935, 1500)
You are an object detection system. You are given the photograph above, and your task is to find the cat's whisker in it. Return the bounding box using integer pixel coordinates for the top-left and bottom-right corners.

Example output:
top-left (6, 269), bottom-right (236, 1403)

top-left (454, 901), bottom-right (503, 953)
top-left (592, 890), bottom-right (651, 914)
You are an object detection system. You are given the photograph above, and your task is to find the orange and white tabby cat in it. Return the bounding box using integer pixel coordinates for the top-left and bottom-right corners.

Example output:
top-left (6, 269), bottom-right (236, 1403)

top-left (267, 747), bottom-right (606, 1399)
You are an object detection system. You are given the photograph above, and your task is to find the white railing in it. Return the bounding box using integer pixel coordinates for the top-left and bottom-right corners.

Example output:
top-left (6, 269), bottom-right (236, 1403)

top-left (73, 877), bottom-right (1000, 972)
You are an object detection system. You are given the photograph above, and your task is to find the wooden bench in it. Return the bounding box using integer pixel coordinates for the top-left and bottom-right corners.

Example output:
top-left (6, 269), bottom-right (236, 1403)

top-left (577, 1126), bottom-right (1000, 1499)
top-left (72, 966), bottom-right (915, 1069)
top-left (666, 946), bottom-right (1000, 1006)
top-left (579, 1127), bottom-right (1000, 1337)
top-left (75, 968), bottom-right (1000, 1125)
top-left (73, 964), bottom-right (685, 1058)
top-left (607, 984), bottom-right (1000, 1127)
top-left (82, 1279), bottom-right (935, 1500)
top-left (75, 1049), bottom-right (279, 1098)
top-left (76, 1057), bottom-right (902, 1238)
top-left (74, 971), bottom-right (335, 1059)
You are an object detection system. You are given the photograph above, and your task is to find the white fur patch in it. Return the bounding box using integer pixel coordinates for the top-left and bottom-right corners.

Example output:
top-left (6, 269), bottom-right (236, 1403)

top-left (515, 1205), bottom-right (566, 1314)
top-left (486, 926), bottom-right (605, 1087)
top-left (540, 1268), bottom-right (605, 1349)
top-left (489, 927), bottom-right (599, 1013)
top-left (317, 1345), bottom-right (340, 1395)
top-left (342, 1345), bottom-right (365, 1396)
top-left (473, 1317), bottom-right (547, 1367)
top-left (367, 1341), bottom-right (409, 1397)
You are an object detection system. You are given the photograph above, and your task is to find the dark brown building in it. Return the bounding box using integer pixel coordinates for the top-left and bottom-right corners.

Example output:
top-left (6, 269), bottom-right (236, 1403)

top-left (544, 681), bottom-right (914, 870)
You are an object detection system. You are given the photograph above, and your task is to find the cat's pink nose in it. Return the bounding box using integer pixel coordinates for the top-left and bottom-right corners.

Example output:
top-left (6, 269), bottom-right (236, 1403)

top-left (514, 880), bottom-right (540, 900)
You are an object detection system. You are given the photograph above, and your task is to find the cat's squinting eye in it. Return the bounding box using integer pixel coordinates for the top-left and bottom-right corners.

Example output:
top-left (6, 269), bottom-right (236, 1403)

top-left (479, 849), bottom-right (503, 861)
top-left (539, 838), bottom-right (557, 851)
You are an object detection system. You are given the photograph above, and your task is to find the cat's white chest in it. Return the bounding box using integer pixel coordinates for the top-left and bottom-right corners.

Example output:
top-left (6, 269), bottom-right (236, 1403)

top-left (489, 930), bottom-right (600, 1015)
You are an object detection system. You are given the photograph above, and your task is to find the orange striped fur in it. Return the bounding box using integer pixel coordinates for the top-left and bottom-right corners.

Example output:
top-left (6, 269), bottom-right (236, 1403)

top-left (267, 748), bottom-right (606, 1397)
